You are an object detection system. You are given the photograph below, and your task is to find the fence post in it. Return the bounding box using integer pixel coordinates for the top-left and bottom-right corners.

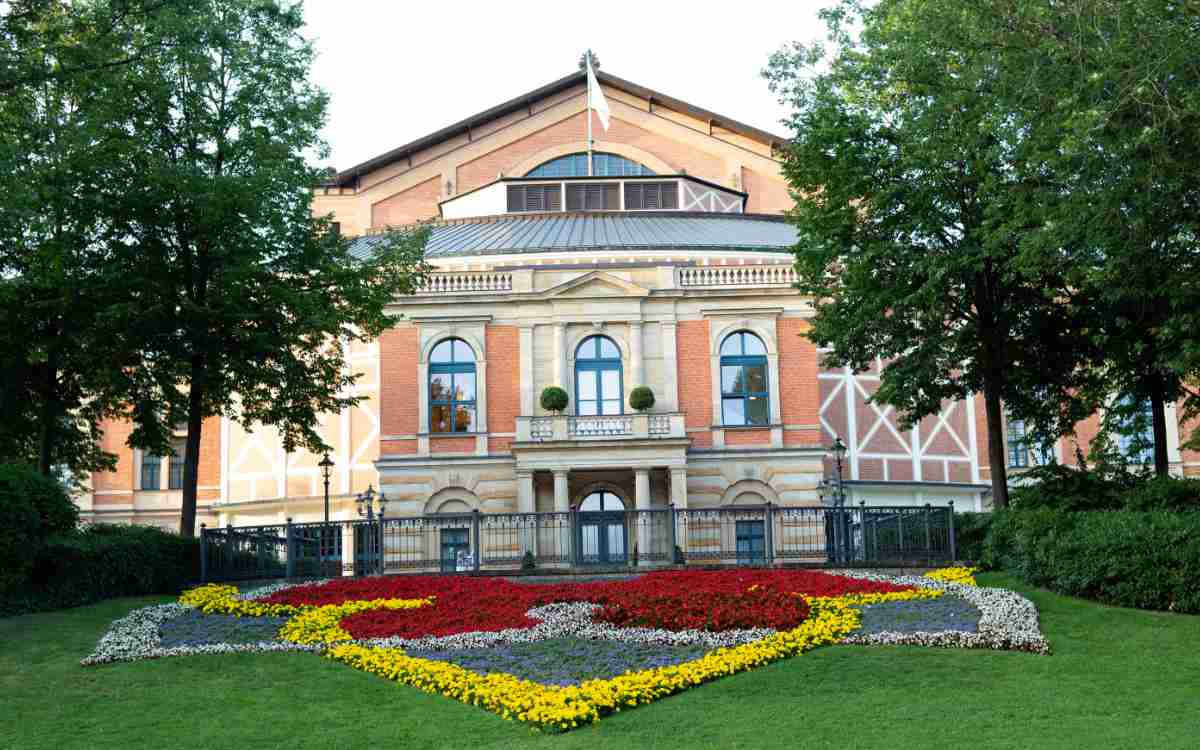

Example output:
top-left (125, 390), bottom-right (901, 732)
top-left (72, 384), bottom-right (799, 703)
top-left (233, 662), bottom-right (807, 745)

top-left (471, 509), bottom-right (482, 572)
top-left (764, 502), bottom-right (775, 566)
top-left (668, 503), bottom-right (678, 565)
top-left (199, 523), bottom-right (208, 583)
top-left (897, 511), bottom-right (905, 561)
top-left (568, 507), bottom-right (579, 568)
top-left (948, 500), bottom-right (957, 561)
top-left (226, 523), bottom-right (235, 580)
top-left (859, 502), bottom-right (868, 563)
top-left (286, 517), bottom-right (296, 579)
top-left (923, 504), bottom-right (932, 563)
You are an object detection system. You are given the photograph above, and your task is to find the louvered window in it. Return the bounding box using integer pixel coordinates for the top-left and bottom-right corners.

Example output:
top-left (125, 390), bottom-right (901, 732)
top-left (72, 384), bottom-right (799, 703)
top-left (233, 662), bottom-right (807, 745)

top-left (565, 182), bottom-right (619, 211)
top-left (624, 181), bottom-right (678, 210)
top-left (506, 184), bottom-right (561, 213)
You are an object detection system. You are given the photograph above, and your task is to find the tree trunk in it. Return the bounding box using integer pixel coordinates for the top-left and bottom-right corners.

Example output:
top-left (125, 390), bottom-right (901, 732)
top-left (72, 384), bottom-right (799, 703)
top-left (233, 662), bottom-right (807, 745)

top-left (983, 382), bottom-right (1010, 508)
top-left (179, 355), bottom-right (206, 537)
top-left (1149, 376), bottom-right (1170, 477)
top-left (36, 348), bottom-right (60, 477)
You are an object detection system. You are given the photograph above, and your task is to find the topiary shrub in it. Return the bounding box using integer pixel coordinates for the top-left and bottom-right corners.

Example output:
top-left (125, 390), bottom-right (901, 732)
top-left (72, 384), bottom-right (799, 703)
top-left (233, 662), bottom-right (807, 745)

top-left (0, 463), bottom-right (78, 594)
top-left (540, 386), bottom-right (568, 413)
top-left (521, 550), bottom-right (536, 571)
top-left (629, 386), bottom-right (655, 412)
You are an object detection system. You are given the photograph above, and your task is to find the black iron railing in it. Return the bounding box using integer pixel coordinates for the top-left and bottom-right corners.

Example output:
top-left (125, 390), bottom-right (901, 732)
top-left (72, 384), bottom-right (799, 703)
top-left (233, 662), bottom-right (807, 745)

top-left (199, 502), bottom-right (958, 583)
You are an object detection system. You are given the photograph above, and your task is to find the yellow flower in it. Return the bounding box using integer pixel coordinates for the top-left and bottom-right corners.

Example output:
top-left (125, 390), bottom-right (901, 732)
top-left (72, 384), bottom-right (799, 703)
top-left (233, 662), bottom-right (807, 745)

top-left (924, 566), bottom-right (979, 586)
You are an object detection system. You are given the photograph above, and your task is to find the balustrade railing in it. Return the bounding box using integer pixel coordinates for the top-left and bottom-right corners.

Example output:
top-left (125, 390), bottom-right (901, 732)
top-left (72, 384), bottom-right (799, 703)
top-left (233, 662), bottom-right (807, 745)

top-left (568, 415), bottom-right (633, 437)
top-left (678, 265), bottom-right (797, 288)
top-left (418, 271), bottom-right (512, 294)
top-left (199, 502), bottom-right (957, 582)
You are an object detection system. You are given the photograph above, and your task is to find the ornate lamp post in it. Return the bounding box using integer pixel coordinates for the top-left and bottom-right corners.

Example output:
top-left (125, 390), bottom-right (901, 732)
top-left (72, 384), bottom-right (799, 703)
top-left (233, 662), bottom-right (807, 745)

top-left (356, 484), bottom-right (388, 575)
top-left (318, 453), bottom-right (334, 525)
top-left (822, 436), bottom-right (850, 562)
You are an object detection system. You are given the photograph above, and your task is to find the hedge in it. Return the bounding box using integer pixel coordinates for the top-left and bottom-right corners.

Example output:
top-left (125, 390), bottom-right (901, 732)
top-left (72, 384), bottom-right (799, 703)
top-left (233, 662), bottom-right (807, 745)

top-left (983, 509), bottom-right (1200, 614)
top-left (0, 463), bottom-right (79, 594)
top-left (1, 524), bottom-right (199, 617)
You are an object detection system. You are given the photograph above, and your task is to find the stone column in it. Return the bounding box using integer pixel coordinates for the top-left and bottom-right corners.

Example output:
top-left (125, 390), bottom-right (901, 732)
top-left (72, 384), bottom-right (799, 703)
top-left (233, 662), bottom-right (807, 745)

top-left (670, 467), bottom-right (688, 560)
top-left (634, 468), bottom-right (652, 566)
top-left (553, 470), bottom-right (570, 513)
top-left (629, 321), bottom-right (644, 388)
top-left (519, 325), bottom-right (535, 416)
top-left (552, 322), bottom-right (566, 389)
top-left (634, 468), bottom-right (651, 510)
top-left (661, 321), bottom-right (679, 412)
top-left (517, 470), bottom-right (535, 513)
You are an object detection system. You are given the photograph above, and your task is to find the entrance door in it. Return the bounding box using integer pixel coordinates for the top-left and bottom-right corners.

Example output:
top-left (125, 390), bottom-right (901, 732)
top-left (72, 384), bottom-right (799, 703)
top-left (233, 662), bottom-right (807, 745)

top-left (440, 527), bottom-right (471, 573)
top-left (736, 520), bottom-right (766, 565)
top-left (353, 522), bottom-right (382, 576)
top-left (577, 491), bottom-right (627, 565)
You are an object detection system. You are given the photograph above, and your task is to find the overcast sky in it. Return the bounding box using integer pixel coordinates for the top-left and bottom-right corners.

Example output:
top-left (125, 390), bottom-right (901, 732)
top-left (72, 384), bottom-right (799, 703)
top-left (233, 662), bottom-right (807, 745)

top-left (301, 0), bottom-right (828, 171)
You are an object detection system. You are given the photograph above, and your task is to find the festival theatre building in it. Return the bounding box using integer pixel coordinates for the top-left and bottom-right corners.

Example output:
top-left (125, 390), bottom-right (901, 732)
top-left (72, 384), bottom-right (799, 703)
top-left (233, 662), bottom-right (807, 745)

top-left (80, 67), bottom-right (1200, 534)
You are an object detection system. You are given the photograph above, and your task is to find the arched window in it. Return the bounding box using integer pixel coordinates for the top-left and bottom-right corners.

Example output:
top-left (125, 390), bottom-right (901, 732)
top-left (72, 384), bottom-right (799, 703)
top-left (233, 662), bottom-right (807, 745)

top-left (525, 152), bottom-right (655, 178)
top-left (578, 490), bottom-right (625, 511)
top-left (720, 331), bottom-right (769, 426)
top-left (575, 335), bottom-right (622, 416)
top-left (429, 338), bottom-right (476, 432)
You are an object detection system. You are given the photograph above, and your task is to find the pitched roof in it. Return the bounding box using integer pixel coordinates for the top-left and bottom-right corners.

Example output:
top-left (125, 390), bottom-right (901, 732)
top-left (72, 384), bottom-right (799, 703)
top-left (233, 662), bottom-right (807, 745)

top-left (347, 212), bottom-right (798, 260)
top-left (327, 70), bottom-right (790, 189)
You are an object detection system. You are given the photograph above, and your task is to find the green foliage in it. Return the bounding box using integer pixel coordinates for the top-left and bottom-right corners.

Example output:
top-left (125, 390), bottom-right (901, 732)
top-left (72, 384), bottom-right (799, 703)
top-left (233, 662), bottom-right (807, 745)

top-left (540, 386), bottom-right (569, 413)
top-left (2, 524), bottom-right (198, 616)
top-left (984, 509), bottom-right (1200, 614)
top-left (952, 512), bottom-right (993, 566)
top-left (762, 0), bottom-right (1100, 507)
top-left (0, 463), bottom-right (78, 594)
top-left (1009, 465), bottom-right (1199, 512)
top-left (629, 386), bottom-right (655, 413)
top-left (521, 550), bottom-right (536, 571)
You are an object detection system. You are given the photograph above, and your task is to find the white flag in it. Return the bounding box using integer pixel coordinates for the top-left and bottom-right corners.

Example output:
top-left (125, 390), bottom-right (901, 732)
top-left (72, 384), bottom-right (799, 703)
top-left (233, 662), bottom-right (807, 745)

top-left (587, 57), bottom-right (610, 132)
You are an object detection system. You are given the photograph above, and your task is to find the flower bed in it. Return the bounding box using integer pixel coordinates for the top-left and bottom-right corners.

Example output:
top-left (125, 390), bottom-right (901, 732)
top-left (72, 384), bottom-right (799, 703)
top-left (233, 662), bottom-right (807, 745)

top-left (83, 567), bottom-right (1048, 729)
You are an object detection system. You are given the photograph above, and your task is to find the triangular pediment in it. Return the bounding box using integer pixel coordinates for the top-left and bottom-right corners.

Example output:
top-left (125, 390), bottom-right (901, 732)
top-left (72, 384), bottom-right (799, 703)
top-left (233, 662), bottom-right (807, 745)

top-left (541, 270), bottom-right (650, 299)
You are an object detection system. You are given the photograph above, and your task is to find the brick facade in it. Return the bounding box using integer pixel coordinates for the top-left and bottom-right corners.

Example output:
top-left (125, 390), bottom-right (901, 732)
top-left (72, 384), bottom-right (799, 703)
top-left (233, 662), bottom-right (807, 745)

top-left (370, 175), bottom-right (442, 228)
top-left (676, 320), bottom-right (712, 449)
top-left (778, 318), bottom-right (821, 447)
top-left (379, 326), bottom-right (419, 455)
top-left (486, 325), bottom-right (520, 456)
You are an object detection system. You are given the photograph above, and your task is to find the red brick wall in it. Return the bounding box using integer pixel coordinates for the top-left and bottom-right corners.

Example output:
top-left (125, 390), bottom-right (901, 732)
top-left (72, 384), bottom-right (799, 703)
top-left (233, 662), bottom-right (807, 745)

top-left (741, 167), bottom-right (792, 214)
top-left (430, 436), bottom-right (475, 454)
top-left (455, 112), bottom-right (725, 195)
top-left (677, 320), bottom-right (712, 448)
top-left (370, 175), bottom-right (441, 228)
top-left (726, 429), bottom-right (770, 447)
top-left (379, 326), bottom-right (419, 455)
top-left (778, 319), bottom-right (821, 447)
top-left (486, 325), bottom-right (519, 455)
top-left (93, 419), bottom-right (135, 493)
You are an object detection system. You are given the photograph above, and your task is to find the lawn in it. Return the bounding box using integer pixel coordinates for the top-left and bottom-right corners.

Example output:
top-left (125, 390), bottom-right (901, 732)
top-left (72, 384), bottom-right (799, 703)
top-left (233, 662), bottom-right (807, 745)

top-left (2, 573), bottom-right (1197, 750)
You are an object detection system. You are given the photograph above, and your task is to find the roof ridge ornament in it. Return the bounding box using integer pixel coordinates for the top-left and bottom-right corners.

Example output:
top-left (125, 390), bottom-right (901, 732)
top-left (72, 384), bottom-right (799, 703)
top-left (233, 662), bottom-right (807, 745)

top-left (578, 50), bottom-right (600, 71)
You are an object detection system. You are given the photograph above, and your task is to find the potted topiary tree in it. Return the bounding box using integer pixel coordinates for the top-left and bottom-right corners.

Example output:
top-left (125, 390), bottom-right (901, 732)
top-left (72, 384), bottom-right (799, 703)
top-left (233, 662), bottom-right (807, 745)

top-left (540, 385), bottom-right (568, 414)
top-left (629, 385), bottom-right (655, 413)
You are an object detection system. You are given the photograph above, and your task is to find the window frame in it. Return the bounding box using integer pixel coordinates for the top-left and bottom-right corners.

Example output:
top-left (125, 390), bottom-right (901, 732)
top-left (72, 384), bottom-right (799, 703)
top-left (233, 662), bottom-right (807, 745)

top-left (719, 331), bottom-right (770, 427)
top-left (574, 335), bottom-right (624, 417)
top-left (167, 439), bottom-right (185, 490)
top-left (140, 453), bottom-right (162, 491)
top-left (428, 338), bottom-right (478, 434)
top-left (1115, 398), bottom-right (1155, 465)
top-left (525, 152), bottom-right (654, 178)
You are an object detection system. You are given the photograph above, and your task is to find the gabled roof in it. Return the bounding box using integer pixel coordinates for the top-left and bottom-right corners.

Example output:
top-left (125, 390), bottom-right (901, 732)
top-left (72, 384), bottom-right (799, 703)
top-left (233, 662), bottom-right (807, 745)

top-left (347, 212), bottom-right (798, 260)
top-left (327, 70), bottom-right (790, 189)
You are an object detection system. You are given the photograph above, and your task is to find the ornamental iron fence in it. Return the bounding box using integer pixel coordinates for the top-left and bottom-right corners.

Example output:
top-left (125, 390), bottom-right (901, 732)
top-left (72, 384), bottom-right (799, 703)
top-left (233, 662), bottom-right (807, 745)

top-left (199, 503), bottom-right (957, 583)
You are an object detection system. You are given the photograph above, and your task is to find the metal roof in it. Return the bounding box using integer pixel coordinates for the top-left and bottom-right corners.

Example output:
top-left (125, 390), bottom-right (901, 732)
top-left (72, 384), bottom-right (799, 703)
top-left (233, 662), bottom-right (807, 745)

top-left (348, 213), bottom-right (798, 260)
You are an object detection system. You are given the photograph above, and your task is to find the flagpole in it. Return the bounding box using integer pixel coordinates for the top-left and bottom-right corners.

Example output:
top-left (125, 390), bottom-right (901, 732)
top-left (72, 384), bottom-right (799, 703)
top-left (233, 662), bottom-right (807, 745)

top-left (586, 50), bottom-right (593, 177)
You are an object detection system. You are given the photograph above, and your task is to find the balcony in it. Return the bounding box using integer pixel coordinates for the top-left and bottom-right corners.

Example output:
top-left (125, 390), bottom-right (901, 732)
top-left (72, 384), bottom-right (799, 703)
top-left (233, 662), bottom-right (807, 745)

top-left (515, 413), bottom-right (686, 443)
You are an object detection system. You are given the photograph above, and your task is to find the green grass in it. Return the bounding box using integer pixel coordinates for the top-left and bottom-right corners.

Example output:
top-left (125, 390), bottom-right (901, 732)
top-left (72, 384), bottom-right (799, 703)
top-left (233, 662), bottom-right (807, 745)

top-left (2, 573), bottom-right (1197, 749)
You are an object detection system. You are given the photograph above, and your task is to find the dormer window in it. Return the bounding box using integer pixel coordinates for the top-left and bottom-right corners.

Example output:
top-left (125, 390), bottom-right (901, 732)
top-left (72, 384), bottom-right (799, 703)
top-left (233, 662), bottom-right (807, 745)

top-left (526, 152), bottom-right (654, 178)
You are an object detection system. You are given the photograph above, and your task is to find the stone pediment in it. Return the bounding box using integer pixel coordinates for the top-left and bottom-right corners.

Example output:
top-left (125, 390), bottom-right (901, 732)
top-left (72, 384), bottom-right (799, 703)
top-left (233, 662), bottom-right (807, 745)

top-left (540, 270), bottom-right (651, 299)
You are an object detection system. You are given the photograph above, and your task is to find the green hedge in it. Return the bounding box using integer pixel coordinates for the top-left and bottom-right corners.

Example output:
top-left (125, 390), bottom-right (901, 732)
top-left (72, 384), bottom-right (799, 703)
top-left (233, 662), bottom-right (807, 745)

top-left (1009, 464), bottom-right (1200, 511)
top-left (1, 524), bottom-right (199, 616)
top-left (983, 509), bottom-right (1200, 614)
top-left (0, 463), bottom-right (80, 594)
top-left (953, 512), bottom-right (994, 566)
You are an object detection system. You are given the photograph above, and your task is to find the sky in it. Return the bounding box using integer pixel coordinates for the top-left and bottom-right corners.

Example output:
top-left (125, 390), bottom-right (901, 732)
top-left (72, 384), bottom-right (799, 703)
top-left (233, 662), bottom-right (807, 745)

top-left (301, 0), bottom-right (829, 172)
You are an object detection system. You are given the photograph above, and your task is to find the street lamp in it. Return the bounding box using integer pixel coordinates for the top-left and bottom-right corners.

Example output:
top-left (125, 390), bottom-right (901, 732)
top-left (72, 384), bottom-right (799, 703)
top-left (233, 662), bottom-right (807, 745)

top-left (356, 484), bottom-right (388, 521)
top-left (826, 436), bottom-right (851, 562)
top-left (318, 453), bottom-right (335, 524)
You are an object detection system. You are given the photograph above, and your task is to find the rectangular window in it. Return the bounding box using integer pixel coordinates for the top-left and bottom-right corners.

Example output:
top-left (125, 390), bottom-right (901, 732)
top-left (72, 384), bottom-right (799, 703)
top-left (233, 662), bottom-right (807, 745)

top-left (624, 181), bottom-right (678, 210)
top-left (168, 440), bottom-right (185, 489)
top-left (565, 182), bottom-right (619, 211)
top-left (506, 184), bottom-right (562, 213)
top-left (1007, 418), bottom-right (1029, 468)
top-left (141, 454), bottom-right (161, 490)
top-left (1116, 399), bottom-right (1155, 464)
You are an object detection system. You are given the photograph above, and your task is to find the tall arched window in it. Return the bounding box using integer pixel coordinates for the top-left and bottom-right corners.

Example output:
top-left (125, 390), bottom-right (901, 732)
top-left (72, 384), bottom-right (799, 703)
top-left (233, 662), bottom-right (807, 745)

top-left (575, 335), bottom-right (622, 416)
top-left (525, 152), bottom-right (655, 178)
top-left (720, 331), bottom-right (769, 426)
top-left (429, 338), bottom-right (476, 432)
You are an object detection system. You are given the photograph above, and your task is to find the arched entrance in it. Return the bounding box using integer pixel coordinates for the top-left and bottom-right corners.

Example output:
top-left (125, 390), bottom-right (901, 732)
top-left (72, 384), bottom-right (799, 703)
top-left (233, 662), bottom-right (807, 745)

top-left (576, 490), bottom-right (627, 565)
